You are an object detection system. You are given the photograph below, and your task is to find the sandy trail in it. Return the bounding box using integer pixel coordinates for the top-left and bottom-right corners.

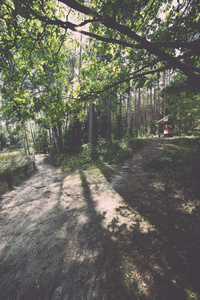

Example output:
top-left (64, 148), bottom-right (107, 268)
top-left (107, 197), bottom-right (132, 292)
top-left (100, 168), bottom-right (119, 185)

top-left (1, 139), bottom-right (199, 300)
top-left (0, 151), bottom-right (133, 300)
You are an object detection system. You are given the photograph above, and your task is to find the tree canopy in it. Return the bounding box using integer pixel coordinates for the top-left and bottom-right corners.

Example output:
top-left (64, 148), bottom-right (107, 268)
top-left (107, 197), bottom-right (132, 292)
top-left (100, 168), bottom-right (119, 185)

top-left (0, 0), bottom-right (200, 153)
top-left (1, 0), bottom-right (199, 91)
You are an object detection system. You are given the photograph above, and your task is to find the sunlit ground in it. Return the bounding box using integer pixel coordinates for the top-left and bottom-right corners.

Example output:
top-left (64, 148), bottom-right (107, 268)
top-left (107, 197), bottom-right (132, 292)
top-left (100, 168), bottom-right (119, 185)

top-left (0, 153), bottom-right (199, 299)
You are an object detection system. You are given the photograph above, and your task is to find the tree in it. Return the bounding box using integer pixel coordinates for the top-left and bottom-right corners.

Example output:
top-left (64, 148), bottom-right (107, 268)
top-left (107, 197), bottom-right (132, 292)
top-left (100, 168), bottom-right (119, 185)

top-left (0, 0), bottom-right (199, 151)
top-left (1, 0), bottom-right (199, 92)
top-left (0, 5), bottom-right (78, 153)
top-left (162, 72), bottom-right (200, 134)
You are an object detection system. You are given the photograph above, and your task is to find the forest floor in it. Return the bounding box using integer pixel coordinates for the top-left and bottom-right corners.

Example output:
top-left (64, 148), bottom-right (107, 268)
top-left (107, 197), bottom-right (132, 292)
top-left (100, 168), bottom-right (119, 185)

top-left (0, 138), bottom-right (200, 300)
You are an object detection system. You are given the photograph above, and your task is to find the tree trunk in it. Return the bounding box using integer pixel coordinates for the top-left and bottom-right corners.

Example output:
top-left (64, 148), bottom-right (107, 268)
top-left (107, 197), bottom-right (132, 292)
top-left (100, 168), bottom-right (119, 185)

top-left (154, 87), bottom-right (157, 123)
top-left (150, 88), bottom-right (153, 121)
top-left (29, 121), bottom-right (35, 149)
top-left (58, 122), bottom-right (63, 153)
top-left (126, 92), bottom-right (131, 135)
top-left (71, 116), bottom-right (81, 152)
top-left (49, 128), bottom-right (52, 150)
top-left (134, 87), bottom-right (137, 128)
top-left (115, 95), bottom-right (122, 139)
top-left (115, 113), bottom-right (119, 140)
top-left (52, 125), bottom-right (60, 154)
top-left (79, 34), bottom-right (82, 71)
top-left (23, 135), bottom-right (27, 156)
top-left (145, 91), bottom-right (149, 136)
top-left (88, 102), bottom-right (94, 146)
top-left (142, 92), bottom-right (145, 126)
top-left (163, 70), bottom-right (166, 117)
top-left (157, 79), bottom-right (160, 119)
top-left (136, 88), bottom-right (141, 136)
top-left (153, 87), bottom-right (157, 134)
top-left (106, 99), bottom-right (111, 141)
top-left (37, 122), bottom-right (41, 153)
top-left (24, 123), bottom-right (30, 156)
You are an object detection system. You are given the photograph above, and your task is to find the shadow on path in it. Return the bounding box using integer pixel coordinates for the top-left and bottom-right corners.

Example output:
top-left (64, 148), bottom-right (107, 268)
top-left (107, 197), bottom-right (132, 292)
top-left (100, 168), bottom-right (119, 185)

top-left (0, 143), bottom-right (200, 300)
top-left (96, 139), bottom-right (200, 300)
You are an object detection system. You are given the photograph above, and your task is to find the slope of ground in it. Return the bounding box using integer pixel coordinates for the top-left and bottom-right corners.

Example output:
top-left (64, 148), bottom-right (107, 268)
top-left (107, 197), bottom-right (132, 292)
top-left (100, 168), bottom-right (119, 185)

top-left (0, 138), bottom-right (200, 300)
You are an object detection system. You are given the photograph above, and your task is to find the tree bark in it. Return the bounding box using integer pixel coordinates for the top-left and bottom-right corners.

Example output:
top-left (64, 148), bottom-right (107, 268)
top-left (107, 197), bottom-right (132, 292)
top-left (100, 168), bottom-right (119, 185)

top-left (52, 125), bottom-right (60, 154)
top-left (126, 91), bottom-right (131, 136)
top-left (106, 99), bottom-right (111, 141)
top-left (24, 123), bottom-right (30, 156)
top-left (37, 122), bottom-right (41, 153)
top-left (29, 121), bottom-right (35, 149)
top-left (115, 95), bottom-right (122, 139)
top-left (58, 122), bottom-right (63, 153)
top-left (136, 88), bottom-right (141, 136)
top-left (88, 102), bottom-right (94, 146)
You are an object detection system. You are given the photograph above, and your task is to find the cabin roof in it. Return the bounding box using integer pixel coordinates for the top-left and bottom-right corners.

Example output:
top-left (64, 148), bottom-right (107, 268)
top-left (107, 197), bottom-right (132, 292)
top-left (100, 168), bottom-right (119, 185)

top-left (156, 114), bottom-right (180, 124)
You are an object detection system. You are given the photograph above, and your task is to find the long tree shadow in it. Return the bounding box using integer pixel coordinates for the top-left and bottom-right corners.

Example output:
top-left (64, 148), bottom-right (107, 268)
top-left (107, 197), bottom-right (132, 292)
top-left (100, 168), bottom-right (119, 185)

top-left (0, 163), bottom-right (109, 299)
top-left (0, 164), bottom-right (141, 300)
top-left (78, 169), bottom-right (139, 299)
top-left (96, 159), bottom-right (200, 300)
top-left (1, 155), bottom-right (199, 300)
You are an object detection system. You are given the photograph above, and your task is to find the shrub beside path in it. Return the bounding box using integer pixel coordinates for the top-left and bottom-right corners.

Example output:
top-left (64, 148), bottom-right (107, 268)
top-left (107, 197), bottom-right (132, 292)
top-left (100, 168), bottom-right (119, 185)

top-left (0, 139), bottom-right (200, 300)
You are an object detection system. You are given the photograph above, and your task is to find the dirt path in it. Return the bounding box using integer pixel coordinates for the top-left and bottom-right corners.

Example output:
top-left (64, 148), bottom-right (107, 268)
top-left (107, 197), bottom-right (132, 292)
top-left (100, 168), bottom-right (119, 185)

top-left (0, 139), bottom-right (200, 300)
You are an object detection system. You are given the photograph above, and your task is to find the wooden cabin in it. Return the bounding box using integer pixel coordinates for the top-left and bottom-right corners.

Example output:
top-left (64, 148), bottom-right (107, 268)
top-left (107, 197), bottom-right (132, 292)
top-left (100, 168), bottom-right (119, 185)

top-left (156, 115), bottom-right (179, 137)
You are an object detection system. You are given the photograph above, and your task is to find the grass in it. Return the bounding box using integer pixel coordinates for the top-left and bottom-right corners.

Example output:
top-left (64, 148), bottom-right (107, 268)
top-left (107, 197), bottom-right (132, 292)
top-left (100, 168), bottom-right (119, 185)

top-left (0, 150), bottom-right (21, 161)
top-left (146, 136), bottom-right (200, 190)
top-left (51, 137), bottom-right (147, 173)
top-left (0, 150), bottom-right (23, 174)
top-left (0, 150), bottom-right (35, 195)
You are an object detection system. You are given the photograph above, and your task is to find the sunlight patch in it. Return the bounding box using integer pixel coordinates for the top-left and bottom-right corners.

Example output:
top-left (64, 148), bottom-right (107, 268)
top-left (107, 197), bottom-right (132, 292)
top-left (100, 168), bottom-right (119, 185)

top-left (180, 200), bottom-right (199, 214)
top-left (151, 181), bottom-right (165, 192)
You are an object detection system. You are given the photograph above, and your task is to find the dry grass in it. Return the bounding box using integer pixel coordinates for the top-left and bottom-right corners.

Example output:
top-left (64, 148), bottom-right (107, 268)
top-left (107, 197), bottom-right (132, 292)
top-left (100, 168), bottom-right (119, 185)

top-left (0, 151), bottom-right (22, 174)
top-left (0, 151), bottom-right (21, 161)
top-left (0, 151), bottom-right (24, 194)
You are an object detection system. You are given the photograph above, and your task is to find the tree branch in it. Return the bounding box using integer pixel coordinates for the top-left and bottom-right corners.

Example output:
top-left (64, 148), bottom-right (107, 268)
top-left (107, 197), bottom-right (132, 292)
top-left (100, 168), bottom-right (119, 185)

top-left (58, 0), bottom-right (200, 86)
top-left (80, 65), bottom-right (170, 100)
top-left (26, 6), bottom-right (142, 49)
top-left (154, 39), bottom-right (200, 53)
top-left (74, 18), bottom-right (107, 27)
top-left (2, 0), bottom-right (199, 87)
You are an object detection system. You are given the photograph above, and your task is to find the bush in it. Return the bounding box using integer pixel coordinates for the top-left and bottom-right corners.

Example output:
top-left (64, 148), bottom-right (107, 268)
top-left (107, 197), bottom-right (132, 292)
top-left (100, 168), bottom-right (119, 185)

top-left (51, 137), bottom-right (147, 172)
top-left (95, 137), bottom-right (147, 164)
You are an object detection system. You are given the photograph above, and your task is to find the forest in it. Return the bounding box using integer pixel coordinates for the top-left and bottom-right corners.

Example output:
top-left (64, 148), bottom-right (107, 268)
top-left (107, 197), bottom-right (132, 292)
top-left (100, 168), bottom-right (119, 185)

top-left (0, 0), bottom-right (199, 159)
top-left (0, 1), bottom-right (200, 299)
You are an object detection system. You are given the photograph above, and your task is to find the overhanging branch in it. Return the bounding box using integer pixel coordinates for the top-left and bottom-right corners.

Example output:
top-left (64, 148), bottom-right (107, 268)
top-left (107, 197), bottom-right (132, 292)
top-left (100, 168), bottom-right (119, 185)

top-left (79, 65), bottom-right (170, 100)
top-left (2, 0), bottom-right (199, 87)
top-left (27, 6), bottom-right (141, 49)
top-left (58, 0), bottom-right (200, 86)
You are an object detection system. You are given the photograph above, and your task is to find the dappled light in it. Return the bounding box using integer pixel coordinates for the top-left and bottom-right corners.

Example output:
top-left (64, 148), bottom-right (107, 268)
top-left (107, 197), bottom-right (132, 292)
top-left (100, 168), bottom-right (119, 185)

top-left (0, 0), bottom-right (199, 298)
top-left (1, 139), bottom-right (200, 299)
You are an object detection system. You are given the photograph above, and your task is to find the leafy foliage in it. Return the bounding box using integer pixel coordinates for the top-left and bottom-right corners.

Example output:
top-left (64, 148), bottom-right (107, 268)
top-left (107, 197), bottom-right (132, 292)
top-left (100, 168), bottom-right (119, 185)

top-left (161, 72), bottom-right (200, 134)
top-left (0, 0), bottom-right (199, 159)
top-left (51, 137), bottom-right (147, 172)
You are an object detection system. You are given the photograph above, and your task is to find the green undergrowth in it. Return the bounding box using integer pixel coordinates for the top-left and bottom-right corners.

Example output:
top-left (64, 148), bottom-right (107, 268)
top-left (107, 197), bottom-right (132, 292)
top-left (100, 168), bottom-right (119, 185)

top-left (0, 150), bottom-right (35, 195)
top-left (0, 150), bottom-right (24, 174)
top-left (51, 137), bottom-right (147, 173)
top-left (146, 137), bottom-right (200, 189)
